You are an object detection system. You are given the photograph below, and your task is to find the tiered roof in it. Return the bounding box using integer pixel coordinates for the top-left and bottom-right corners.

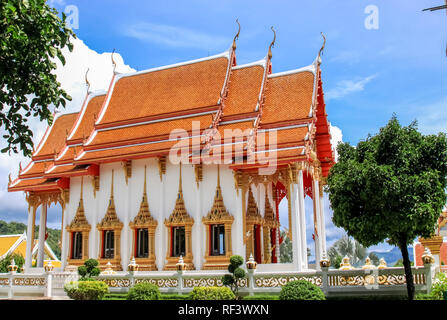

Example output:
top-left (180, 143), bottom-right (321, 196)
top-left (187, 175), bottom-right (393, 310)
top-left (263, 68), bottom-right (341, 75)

top-left (9, 35), bottom-right (334, 193)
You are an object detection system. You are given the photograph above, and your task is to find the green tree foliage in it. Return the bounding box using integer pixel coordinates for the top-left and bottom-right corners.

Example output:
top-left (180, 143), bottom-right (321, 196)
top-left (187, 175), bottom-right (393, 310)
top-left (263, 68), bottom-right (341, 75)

top-left (0, 219), bottom-right (61, 259)
top-left (64, 280), bottom-right (108, 300)
top-left (126, 282), bottom-right (161, 300)
top-left (328, 235), bottom-right (379, 268)
top-left (222, 255), bottom-right (246, 298)
top-left (279, 280), bottom-right (325, 300)
top-left (77, 258), bottom-right (100, 280)
top-left (326, 116), bottom-right (447, 300)
top-left (0, 253), bottom-right (24, 273)
top-left (0, 0), bottom-right (75, 156)
top-left (279, 230), bottom-right (292, 263)
top-left (189, 287), bottom-right (235, 300)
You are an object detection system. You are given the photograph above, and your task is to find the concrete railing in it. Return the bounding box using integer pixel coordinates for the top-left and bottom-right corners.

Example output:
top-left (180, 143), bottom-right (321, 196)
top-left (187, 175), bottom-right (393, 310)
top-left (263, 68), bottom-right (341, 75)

top-left (0, 263), bottom-right (433, 299)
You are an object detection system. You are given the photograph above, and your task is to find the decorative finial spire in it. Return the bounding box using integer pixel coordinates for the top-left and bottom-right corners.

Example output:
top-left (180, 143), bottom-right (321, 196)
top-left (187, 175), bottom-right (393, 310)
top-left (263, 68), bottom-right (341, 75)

top-left (217, 164), bottom-right (221, 188)
top-left (85, 68), bottom-right (91, 92)
top-left (80, 176), bottom-right (84, 202)
top-left (232, 18), bottom-right (241, 50)
top-left (178, 163), bottom-right (183, 193)
top-left (143, 165), bottom-right (147, 199)
top-left (268, 26), bottom-right (276, 59)
top-left (317, 32), bottom-right (326, 61)
top-left (111, 48), bottom-right (117, 74)
top-left (8, 174), bottom-right (11, 185)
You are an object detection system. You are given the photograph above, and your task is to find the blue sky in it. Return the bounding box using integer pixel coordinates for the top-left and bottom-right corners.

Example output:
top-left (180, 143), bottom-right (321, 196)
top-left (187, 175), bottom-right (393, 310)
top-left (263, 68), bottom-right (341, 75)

top-left (1, 0), bottom-right (446, 260)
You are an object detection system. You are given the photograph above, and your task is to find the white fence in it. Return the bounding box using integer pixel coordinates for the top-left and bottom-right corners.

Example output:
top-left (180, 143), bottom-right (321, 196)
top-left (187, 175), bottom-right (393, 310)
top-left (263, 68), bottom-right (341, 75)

top-left (0, 264), bottom-right (433, 299)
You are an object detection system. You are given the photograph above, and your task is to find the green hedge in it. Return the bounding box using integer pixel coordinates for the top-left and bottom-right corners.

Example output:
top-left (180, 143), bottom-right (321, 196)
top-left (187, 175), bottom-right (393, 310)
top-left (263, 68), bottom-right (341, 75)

top-left (127, 282), bottom-right (161, 300)
top-left (243, 295), bottom-right (279, 300)
top-left (64, 280), bottom-right (109, 300)
top-left (189, 286), bottom-right (235, 300)
top-left (279, 280), bottom-right (325, 300)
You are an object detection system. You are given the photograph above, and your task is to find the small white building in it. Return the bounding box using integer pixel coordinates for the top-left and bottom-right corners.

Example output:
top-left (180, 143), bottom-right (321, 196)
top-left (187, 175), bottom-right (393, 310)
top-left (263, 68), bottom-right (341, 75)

top-left (8, 32), bottom-right (335, 273)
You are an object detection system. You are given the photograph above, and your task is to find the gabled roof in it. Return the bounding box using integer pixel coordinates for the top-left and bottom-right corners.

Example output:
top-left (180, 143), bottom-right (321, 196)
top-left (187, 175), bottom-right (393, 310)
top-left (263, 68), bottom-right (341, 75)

top-left (9, 40), bottom-right (335, 193)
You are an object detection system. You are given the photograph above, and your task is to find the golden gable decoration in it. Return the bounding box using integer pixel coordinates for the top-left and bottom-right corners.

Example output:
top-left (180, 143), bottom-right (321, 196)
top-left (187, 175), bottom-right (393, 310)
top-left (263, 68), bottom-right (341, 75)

top-left (164, 164), bottom-right (194, 270)
top-left (202, 166), bottom-right (234, 270)
top-left (262, 187), bottom-right (279, 263)
top-left (97, 170), bottom-right (123, 271)
top-left (129, 166), bottom-right (158, 270)
top-left (66, 178), bottom-right (91, 266)
top-left (245, 187), bottom-right (264, 261)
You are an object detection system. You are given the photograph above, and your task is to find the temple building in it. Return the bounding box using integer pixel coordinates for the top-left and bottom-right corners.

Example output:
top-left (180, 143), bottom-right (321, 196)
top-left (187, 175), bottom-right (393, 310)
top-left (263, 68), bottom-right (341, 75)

top-left (8, 28), bottom-right (335, 273)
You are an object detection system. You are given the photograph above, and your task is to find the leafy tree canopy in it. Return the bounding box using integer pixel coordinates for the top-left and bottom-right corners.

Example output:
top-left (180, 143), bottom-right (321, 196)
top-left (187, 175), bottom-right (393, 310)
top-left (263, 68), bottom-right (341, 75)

top-left (0, 0), bottom-right (75, 156)
top-left (327, 116), bottom-right (447, 248)
top-left (326, 115), bottom-right (447, 299)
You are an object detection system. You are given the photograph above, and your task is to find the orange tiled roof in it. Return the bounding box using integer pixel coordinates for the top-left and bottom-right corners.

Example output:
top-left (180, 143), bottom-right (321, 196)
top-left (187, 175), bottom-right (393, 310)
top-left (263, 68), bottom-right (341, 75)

top-left (9, 46), bottom-right (335, 192)
top-left (97, 55), bottom-right (230, 127)
top-left (32, 113), bottom-right (79, 160)
top-left (261, 71), bottom-right (315, 126)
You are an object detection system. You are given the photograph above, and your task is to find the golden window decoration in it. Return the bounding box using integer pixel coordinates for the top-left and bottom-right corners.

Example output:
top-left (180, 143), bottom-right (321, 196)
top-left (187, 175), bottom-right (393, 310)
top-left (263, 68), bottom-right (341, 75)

top-left (164, 164), bottom-right (195, 270)
top-left (245, 187), bottom-right (264, 263)
top-left (262, 188), bottom-right (279, 264)
top-left (66, 178), bottom-right (91, 267)
top-left (129, 166), bottom-right (158, 271)
top-left (202, 166), bottom-right (234, 270)
top-left (97, 170), bottom-right (123, 271)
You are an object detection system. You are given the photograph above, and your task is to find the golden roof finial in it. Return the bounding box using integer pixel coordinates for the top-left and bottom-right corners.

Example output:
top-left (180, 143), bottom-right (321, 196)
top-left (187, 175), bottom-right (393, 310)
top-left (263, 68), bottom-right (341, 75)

top-left (80, 176), bottom-right (84, 202)
top-left (318, 32), bottom-right (326, 59)
top-left (268, 26), bottom-right (276, 59)
top-left (217, 164), bottom-right (221, 188)
top-left (178, 163), bottom-right (183, 193)
top-left (8, 174), bottom-right (11, 185)
top-left (85, 68), bottom-right (91, 92)
top-left (232, 18), bottom-right (241, 50)
top-left (111, 48), bottom-right (117, 73)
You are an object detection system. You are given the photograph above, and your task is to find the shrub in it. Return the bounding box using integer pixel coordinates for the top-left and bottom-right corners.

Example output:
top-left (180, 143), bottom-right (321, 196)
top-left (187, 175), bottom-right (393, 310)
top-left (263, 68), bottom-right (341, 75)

top-left (222, 255), bottom-right (246, 297)
top-left (0, 253), bottom-right (24, 273)
top-left (279, 280), bottom-right (325, 300)
top-left (78, 259), bottom-right (101, 280)
top-left (160, 294), bottom-right (190, 300)
top-left (415, 293), bottom-right (435, 300)
top-left (189, 286), bottom-right (236, 300)
top-left (64, 280), bottom-right (109, 300)
top-left (127, 282), bottom-right (161, 300)
top-left (430, 272), bottom-right (447, 300)
top-left (243, 295), bottom-right (279, 300)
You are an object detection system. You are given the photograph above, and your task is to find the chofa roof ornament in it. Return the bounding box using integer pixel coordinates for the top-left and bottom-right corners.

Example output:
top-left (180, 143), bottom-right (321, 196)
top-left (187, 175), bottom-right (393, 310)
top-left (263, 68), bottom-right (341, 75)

top-left (111, 48), bottom-right (117, 74)
top-left (232, 18), bottom-right (241, 50)
top-left (85, 68), bottom-right (91, 93)
top-left (268, 26), bottom-right (276, 59)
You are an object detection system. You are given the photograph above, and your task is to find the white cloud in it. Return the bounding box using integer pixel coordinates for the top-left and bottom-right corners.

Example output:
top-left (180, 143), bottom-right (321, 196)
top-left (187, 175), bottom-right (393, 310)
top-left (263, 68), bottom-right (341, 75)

top-left (329, 124), bottom-right (343, 162)
top-left (325, 74), bottom-right (377, 101)
top-left (123, 22), bottom-right (229, 50)
top-left (0, 37), bottom-right (135, 223)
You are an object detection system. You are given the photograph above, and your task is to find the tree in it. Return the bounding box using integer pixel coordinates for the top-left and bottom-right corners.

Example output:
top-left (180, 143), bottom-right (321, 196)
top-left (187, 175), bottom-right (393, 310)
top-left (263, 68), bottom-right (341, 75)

top-left (279, 230), bottom-right (292, 263)
top-left (77, 258), bottom-right (100, 280)
top-left (0, 253), bottom-right (24, 273)
top-left (0, 0), bottom-right (75, 156)
top-left (327, 235), bottom-right (379, 268)
top-left (222, 255), bottom-right (246, 298)
top-left (326, 116), bottom-right (447, 300)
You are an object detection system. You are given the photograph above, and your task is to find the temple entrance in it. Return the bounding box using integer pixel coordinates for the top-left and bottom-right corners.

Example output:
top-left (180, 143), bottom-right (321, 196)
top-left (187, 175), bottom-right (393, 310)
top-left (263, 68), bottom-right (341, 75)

top-left (253, 224), bottom-right (262, 264)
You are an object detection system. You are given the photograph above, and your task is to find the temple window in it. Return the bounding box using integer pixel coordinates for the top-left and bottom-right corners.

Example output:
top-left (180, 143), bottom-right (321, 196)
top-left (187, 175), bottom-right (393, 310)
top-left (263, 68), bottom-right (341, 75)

top-left (172, 226), bottom-right (186, 257)
top-left (66, 178), bottom-right (91, 266)
top-left (103, 230), bottom-right (115, 259)
top-left (136, 228), bottom-right (149, 258)
top-left (211, 224), bottom-right (226, 256)
top-left (71, 232), bottom-right (83, 259)
top-left (202, 166), bottom-right (234, 269)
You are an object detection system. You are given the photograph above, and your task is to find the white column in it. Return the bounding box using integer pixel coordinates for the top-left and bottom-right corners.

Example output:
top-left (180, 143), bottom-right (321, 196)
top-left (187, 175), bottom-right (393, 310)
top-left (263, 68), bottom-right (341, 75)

top-left (318, 189), bottom-right (327, 256)
top-left (233, 187), bottom-right (245, 259)
top-left (290, 183), bottom-right (303, 271)
top-left (25, 205), bottom-right (36, 271)
top-left (156, 174), bottom-right (165, 270)
top-left (37, 202), bottom-right (47, 268)
top-left (297, 170), bottom-right (308, 269)
top-left (122, 170), bottom-right (130, 271)
top-left (193, 175), bottom-right (202, 270)
top-left (91, 176), bottom-right (99, 260)
top-left (61, 203), bottom-right (69, 270)
top-left (312, 179), bottom-right (322, 269)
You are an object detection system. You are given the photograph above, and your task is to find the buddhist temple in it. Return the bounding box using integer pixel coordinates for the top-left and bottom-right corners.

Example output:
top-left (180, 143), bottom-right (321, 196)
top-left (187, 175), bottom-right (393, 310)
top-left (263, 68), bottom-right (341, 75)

top-left (8, 26), bottom-right (335, 273)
